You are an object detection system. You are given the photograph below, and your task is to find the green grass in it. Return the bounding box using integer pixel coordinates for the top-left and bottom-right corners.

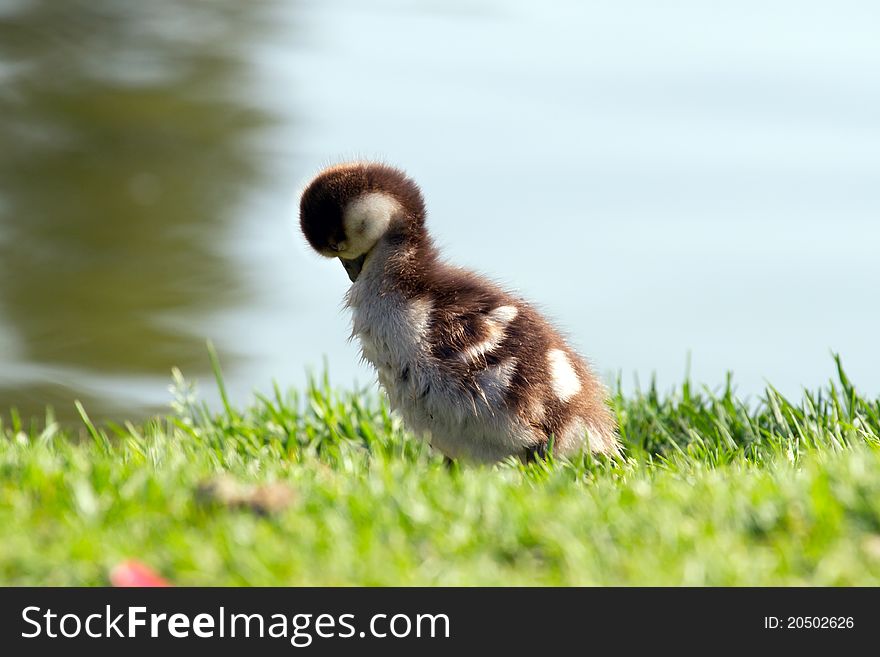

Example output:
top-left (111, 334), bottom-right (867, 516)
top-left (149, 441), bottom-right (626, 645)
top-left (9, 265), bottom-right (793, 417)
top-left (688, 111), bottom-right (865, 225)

top-left (2, 356), bottom-right (880, 585)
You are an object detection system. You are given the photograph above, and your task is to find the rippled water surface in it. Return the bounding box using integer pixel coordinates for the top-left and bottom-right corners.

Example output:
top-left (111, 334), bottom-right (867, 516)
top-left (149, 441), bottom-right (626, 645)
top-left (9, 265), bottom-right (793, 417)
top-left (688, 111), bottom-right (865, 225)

top-left (1, 0), bottom-right (878, 420)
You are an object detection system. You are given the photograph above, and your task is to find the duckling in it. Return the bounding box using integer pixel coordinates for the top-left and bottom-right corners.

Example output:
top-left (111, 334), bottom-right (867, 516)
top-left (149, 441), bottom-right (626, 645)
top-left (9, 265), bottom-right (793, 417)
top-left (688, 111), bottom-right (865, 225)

top-left (299, 162), bottom-right (619, 463)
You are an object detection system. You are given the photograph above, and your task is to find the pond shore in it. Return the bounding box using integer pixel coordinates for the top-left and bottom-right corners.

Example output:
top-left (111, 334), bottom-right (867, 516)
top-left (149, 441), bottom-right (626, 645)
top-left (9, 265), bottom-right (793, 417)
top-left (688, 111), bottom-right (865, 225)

top-left (1, 360), bottom-right (878, 585)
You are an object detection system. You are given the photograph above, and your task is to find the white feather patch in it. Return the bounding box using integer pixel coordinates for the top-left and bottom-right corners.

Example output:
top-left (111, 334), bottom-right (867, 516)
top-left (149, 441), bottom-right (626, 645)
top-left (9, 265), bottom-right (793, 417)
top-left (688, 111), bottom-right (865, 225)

top-left (458, 305), bottom-right (518, 362)
top-left (548, 348), bottom-right (581, 402)
top-left (488, 305), bottom-right (518, 324)
top-left (342, 192), bottom-right (401, 258)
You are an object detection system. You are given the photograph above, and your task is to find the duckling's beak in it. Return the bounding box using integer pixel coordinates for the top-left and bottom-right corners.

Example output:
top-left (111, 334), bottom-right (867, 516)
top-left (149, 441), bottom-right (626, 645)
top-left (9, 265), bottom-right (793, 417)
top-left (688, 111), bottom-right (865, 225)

top-left (339, 254), bottom-right (367, 282)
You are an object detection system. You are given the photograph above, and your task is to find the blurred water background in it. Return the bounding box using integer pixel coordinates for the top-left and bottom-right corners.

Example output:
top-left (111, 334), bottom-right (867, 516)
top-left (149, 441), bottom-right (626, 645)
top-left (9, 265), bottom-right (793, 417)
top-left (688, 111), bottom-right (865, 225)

top-left (1, 0), bottom-right (878, 421)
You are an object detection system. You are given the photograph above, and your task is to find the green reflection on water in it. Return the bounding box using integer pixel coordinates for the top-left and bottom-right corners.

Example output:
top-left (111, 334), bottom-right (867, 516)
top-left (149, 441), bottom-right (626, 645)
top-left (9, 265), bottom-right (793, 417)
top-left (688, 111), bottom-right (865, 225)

top-left (0, 0), bottom-right (276, 420)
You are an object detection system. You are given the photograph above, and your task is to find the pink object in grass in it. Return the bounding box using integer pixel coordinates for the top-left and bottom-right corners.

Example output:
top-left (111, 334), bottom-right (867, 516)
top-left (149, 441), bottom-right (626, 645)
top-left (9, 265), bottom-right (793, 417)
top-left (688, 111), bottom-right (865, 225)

top-left (109, 560), bottom-right (172, 587)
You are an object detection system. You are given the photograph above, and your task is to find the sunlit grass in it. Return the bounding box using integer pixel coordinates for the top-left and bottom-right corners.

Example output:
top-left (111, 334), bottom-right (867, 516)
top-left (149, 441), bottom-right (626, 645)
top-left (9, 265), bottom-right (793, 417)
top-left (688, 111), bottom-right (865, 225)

top-left (1, 355), bottom-right (879, 585)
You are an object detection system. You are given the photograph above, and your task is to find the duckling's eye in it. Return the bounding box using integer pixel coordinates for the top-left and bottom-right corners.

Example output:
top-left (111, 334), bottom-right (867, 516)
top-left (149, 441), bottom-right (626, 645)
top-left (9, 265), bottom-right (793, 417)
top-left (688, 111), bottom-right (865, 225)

top-left (356, 218), bottom-right (367, 234)
top-left (327, 230), bottom-right (348, 251)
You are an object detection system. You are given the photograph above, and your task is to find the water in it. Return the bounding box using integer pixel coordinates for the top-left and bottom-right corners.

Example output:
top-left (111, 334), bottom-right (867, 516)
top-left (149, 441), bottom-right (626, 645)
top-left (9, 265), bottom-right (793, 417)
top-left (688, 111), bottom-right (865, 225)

top-left (1, 0), bottom-right (879, 422)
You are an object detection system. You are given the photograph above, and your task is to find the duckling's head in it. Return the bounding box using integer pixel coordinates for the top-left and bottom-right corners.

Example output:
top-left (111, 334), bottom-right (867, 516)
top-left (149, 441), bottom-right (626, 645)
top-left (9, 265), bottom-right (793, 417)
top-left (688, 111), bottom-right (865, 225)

top-left (299, 162), bottom-right (426, 282)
